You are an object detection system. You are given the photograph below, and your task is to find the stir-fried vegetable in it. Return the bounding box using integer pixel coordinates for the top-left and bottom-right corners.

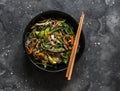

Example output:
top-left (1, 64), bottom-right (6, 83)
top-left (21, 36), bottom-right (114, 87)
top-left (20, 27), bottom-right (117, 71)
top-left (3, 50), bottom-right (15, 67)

top-left (25, 18), bottom-right (76, 68)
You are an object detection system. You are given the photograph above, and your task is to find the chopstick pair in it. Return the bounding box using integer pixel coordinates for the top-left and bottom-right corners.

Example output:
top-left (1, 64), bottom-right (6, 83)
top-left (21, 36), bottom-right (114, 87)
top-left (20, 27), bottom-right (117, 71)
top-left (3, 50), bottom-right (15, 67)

top-left (65, 12), bottom-right (85, 80)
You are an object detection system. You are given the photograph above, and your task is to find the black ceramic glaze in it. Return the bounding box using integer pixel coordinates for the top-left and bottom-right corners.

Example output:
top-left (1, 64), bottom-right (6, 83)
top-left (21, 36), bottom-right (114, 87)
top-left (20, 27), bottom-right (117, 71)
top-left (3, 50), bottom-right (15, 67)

top-left (23, 10), bottom-right (85, 72)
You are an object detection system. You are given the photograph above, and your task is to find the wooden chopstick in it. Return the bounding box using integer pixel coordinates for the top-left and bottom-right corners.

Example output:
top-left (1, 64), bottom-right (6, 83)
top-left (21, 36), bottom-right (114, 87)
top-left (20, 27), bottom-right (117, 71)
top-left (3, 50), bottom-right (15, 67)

top-left (66, 12), bottom-right (85, 80)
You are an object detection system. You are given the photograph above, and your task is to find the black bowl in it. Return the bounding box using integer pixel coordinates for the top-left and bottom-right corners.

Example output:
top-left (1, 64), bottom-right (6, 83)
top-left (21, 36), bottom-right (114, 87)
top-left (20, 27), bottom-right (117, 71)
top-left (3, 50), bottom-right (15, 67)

top-left (23, 10), bottom-right (85, 72)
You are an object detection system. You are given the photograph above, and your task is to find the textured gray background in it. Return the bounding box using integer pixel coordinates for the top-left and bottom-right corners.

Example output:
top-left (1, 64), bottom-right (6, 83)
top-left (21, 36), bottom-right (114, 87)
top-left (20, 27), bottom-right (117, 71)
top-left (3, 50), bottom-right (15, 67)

top-left (0, 0), bottom-right (120, 91)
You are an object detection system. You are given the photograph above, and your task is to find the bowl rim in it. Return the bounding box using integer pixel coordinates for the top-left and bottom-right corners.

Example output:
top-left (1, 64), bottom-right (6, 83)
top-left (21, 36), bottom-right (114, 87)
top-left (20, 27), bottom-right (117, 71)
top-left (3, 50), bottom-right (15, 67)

top-left (23, 10), bottom-right (85, 72)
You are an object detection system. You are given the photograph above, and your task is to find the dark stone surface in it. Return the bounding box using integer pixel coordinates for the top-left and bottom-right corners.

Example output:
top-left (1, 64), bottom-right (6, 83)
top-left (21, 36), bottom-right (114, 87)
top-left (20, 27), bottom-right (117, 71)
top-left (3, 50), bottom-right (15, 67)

top-left (0, 0), bottom-right (120, 91)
